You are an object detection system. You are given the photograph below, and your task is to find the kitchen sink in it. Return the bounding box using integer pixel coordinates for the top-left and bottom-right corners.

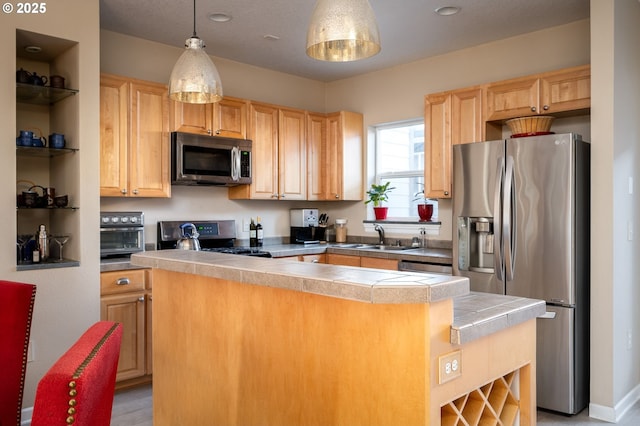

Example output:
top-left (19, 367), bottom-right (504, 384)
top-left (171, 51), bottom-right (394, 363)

top-left (354, 244), bottom-right (414, 251)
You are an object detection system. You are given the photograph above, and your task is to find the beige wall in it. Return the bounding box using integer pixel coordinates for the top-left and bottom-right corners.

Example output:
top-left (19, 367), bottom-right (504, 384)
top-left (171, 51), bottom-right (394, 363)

top-left (589, 0), bottom-right (640, 421)
top-left (1, 0), bottom-right (101, 409)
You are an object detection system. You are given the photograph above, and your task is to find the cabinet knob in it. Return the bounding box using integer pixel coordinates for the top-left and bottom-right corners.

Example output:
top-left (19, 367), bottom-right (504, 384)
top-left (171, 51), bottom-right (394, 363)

top-left (530, 106), bottom-right (537, 112)
top-left (271, 194), bottom-right (278, 199)
top-left (138, 296), bottom-right (145, 302)
top-left (132, 189), bottom-right (139, 195)
top-left (334, 194), bottom-right (340, 199)
top-left (215, 129), bottom-right (221, 135)
top-left (116, 278), bottom-right (130, 286)
top-left (207, 129), bottom-right (212, 135)
top-left (444, 191), bottom-right (449, 196)
top-left (121, 188), bottom-right (127, 194)
top-left (543, 105), bottom-right (549, 111)
top-left (280, 194), bottom-right (285, 199)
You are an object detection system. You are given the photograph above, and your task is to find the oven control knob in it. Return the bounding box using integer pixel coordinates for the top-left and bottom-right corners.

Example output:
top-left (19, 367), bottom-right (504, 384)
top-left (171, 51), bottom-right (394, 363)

top-left (130, 217), bottom-right (138, 224)
top-left (121, 217), bottom-right (129, 223)
top-left (111, 217), bottom-right (120, 223)
top-left (101, 217), bottom-right (110, 224)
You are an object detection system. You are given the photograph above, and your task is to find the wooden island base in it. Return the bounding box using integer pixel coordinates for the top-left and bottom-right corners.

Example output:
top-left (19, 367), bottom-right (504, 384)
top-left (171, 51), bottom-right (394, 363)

top-left (151, 269), bottom-right (536, 426)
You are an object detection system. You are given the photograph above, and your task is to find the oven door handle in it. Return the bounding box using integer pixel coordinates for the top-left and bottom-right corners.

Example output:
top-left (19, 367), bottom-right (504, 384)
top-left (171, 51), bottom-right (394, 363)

top-left (100, 227), bottom-right (144, 232)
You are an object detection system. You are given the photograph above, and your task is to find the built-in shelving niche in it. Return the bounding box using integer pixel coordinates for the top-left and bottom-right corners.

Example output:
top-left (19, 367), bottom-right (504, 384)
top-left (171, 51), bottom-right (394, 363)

top-left (441, 370), bottom-right (519, 426)
top-left (16, 29), bottom-right (81, 270)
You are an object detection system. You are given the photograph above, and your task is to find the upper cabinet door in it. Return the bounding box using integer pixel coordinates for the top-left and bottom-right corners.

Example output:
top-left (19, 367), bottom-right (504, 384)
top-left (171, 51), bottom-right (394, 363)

top-left (540, 65), bottom-right (590, 114)
top-left (129, 80), bottom-right (171, 198)
top-left (100, 74), bottom-right (129, 197)
top-left (330, 111), bottom-right (363, 201)
top-left (278, 107), bottom-right (306, 200)
top-left (170, 101), bottom-right (213, 135)
top-left (485, 77), bottom-right (540, 121)
top-left (424, 92), bottom-right (452, 199)
top-left (306, 112), bottom-right (326, 201)
top-left (213, 97), bottom-right (248, 139)
top-left (451, 88), bottom-right (484, 145)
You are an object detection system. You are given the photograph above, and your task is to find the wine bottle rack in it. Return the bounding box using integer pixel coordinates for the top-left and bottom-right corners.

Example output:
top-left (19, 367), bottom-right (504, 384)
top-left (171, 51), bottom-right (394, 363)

top-left (441, 370), bottom-right (519, 426)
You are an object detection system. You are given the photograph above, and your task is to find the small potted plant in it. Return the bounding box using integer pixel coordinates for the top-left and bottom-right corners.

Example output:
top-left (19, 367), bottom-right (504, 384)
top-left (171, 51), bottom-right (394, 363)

top-left (414, 185), bottom-right (435, 222)
top-left (365, 182), bottom-right (395, 220)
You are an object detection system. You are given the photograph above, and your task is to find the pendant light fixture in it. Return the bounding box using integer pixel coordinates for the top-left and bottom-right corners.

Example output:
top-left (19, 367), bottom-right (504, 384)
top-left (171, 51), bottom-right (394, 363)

top-left (306, 0), bottom-right (381, 62)
top-left (169, 0), bottom-right (223, 103)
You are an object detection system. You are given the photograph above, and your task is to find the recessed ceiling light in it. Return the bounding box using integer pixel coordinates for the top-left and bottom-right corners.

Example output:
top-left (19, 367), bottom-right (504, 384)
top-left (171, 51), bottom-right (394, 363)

top-left (435, 6), bottom-right (461, 16)
top-left (208, 13), bottom-right (232, 23)
top-left (24, 45), bottom-right (42, 53)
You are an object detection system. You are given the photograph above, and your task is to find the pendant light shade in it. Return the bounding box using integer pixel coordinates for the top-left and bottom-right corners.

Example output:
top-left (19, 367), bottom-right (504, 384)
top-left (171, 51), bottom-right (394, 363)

top-left (306, 0), bottom-right (381, 62)
top-left (169, 0), bottom-right (223, 103)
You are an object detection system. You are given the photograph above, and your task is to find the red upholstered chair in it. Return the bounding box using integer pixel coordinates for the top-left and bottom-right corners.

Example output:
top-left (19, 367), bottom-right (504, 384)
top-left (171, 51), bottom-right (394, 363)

top-left (31, 321), bottom-right (123, 426)
top-left (0, 280), bottom-right (36, 426)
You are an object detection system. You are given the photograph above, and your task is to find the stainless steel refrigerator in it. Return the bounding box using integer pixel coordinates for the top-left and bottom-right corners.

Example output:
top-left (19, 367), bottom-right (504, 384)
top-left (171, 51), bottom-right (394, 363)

top-left (452, 133), bottom-right (590, 415)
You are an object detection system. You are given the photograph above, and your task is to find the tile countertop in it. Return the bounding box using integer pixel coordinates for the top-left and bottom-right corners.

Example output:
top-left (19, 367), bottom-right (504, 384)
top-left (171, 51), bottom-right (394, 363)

top-left (130, 250), bottom-right (545, 345)
top-left (262, 243), bottom-right (454, 265)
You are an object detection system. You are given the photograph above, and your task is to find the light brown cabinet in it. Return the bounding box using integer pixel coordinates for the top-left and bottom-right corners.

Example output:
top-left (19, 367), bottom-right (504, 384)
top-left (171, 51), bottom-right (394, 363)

top-left (307, 111), bottom-right (364, 201)
top-left (170, 96), bottom-right (248, 139)
top-left (229, 103), bottom-right (306, 200)
top-left (485, 64), bottom-right (590, 121)
top-left (100, 269), bottom-right (152, 386)
top-left (326, 253), bottom-right (398, 270)
top-left (281, 254), bottom-right (327, 263)
top-left (424, 87), bottom-right (483, 199)
top-left (100, 73), bottom-right (170, 198)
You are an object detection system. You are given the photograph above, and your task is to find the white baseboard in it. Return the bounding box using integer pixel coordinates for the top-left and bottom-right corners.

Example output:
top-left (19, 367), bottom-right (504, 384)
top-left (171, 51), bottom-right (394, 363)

top-left (589, 383), bottom-right (640, 423)
top-left (21, 406), bottom-right (32, 425)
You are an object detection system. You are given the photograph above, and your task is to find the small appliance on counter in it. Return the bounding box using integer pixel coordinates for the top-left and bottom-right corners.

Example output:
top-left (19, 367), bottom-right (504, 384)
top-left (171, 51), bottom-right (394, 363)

top-left (289, 208), bottom-right (326, 244)
top-left (157, 220), bottom-right (271, 257)
top-left (100, 211), bottom-right (145, 260)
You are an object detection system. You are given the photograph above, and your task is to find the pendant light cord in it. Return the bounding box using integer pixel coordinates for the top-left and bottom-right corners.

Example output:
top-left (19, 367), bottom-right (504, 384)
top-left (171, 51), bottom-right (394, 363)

top-left (192, 0), bottom-right (197, 38)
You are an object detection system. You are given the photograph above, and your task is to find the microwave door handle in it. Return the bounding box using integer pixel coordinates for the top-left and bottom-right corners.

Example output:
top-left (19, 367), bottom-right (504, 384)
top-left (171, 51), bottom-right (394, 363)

top-left (231, 147), bottom-right (240, 181)
top-left (493, 156), bottom-right (505, 282)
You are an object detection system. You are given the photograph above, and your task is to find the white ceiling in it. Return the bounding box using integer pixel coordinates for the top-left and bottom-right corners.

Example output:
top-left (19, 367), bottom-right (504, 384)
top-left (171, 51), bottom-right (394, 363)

top-left (99, 0), bottom-right (590, 82)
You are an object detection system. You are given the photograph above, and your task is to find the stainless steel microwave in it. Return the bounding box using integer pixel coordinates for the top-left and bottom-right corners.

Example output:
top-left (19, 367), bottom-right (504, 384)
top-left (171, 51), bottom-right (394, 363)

top-left (171, 132), bottom-right (252, 186)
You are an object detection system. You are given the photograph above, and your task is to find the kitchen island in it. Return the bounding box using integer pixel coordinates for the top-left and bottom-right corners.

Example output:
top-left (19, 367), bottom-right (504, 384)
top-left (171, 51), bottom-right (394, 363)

top-left (131, 250), bottom-right (544, 426)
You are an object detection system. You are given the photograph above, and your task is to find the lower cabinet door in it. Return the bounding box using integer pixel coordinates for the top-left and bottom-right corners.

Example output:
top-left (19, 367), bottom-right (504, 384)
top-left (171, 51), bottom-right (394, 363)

top-left (101, 292), bottom-right (146, 381)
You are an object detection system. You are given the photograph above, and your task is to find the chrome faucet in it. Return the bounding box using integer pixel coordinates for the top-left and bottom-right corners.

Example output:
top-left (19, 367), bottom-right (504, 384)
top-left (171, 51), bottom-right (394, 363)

top-left (374, 224), bottom-right (385, 245)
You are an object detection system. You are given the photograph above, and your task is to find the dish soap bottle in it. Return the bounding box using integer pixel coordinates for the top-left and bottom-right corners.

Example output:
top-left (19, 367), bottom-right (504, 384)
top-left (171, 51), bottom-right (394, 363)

top-left (249, 218), bottom-right (257, 247)
top-left (256, 216), bottom-right (264, 247)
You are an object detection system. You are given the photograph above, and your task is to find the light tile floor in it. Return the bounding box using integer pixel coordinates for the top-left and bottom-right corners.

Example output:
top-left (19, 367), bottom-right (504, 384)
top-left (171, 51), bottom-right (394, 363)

top-left (111, 383), bottom-right (640, 425)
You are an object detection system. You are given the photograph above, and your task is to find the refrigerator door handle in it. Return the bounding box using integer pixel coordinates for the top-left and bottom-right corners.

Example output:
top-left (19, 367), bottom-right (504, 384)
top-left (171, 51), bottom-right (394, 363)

top-left (539, 311), bottom-right (557, 319)
top-left (493, 156), bottom-right (505, 281)
top-left (503, 155), bottom-right (517, 281)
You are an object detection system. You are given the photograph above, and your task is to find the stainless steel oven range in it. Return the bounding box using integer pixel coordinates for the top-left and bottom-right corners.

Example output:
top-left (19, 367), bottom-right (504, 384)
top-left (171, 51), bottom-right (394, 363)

top-left (100, 211), bottom-right (145, 259)
top-left (157, 219), bottom-right (271, 257)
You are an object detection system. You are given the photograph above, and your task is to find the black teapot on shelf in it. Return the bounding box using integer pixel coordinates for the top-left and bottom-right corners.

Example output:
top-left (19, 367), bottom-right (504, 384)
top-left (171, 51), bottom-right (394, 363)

top-left (16, 68), bottom-right (48, 86)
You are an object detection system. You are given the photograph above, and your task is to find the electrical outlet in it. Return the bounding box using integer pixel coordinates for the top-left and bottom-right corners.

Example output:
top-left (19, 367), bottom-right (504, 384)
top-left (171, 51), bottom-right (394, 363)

top-left (438, 350), bottom-right (462, 384)
top-left (242, 218), bottom-right (250, 232)
top-left (628, 330), bottom-right (633, 351)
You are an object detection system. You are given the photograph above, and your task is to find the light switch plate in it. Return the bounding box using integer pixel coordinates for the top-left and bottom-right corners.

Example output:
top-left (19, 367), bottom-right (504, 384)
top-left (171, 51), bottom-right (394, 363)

top-left (438, 350), bottom-right (462, 384)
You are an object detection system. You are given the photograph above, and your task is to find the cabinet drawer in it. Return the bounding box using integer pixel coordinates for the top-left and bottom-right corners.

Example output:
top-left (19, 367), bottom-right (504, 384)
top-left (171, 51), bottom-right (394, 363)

top-left (101, 269), bottom-right (146, 295)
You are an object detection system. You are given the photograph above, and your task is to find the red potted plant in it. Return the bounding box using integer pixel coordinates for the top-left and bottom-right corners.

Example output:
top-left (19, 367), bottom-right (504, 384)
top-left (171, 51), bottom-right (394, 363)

top-left (365, 182), bottom-right (395, 220)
